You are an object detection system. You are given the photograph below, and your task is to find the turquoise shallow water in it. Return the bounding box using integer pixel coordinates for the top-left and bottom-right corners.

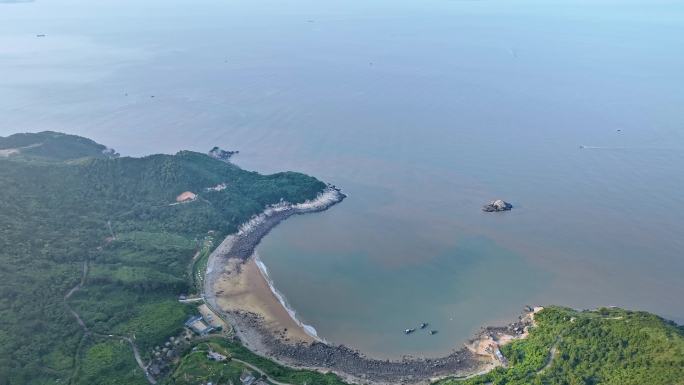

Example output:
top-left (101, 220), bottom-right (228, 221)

top-left (2, 0), bottom-right (684, 358)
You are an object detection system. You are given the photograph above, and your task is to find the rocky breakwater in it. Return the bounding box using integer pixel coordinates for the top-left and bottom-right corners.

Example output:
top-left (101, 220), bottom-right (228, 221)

top-left (203, 185), bottom-right (345, 266)
top-left (203, 185), bottom-right (346, 327)
top-left (213, 185), bottom-right (346, 261)
top-left (261, 306), bottom-right (539, 385)
top-left (211, 307), bottom-right (538, 385)
top-left (268, 339), bottom-right (481, 385)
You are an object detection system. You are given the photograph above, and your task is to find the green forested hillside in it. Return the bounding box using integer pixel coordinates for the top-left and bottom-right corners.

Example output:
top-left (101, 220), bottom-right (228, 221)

top-left (0, 132), bottom-right (325, 385)
top-left (442, 306), bottom-right (684, 385)
top-left (0, 131), bottom-right (117, 161)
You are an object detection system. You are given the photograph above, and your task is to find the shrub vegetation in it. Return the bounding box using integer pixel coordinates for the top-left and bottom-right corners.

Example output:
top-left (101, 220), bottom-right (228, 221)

top-left (440, 306), bottom-right (684, 385)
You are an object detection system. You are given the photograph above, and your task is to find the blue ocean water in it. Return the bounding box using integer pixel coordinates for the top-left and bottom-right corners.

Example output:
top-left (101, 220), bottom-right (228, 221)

top-left (2, 0), bottom-right (683, 358)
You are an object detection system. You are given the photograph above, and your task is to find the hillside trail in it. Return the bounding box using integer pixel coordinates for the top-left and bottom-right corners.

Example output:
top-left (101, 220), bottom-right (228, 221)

top-left (231, 358), bottom-right (293, 385)
top-left (63, 222), bottom-right (157, 385)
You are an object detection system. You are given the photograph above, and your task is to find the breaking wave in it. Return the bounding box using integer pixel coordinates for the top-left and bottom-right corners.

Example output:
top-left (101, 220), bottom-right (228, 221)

top-left (254, 254), bottom-right (324, 341)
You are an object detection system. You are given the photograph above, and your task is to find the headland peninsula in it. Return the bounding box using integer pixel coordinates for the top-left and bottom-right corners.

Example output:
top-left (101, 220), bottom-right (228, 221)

top-left (1, 131), bottom-right (683, 385)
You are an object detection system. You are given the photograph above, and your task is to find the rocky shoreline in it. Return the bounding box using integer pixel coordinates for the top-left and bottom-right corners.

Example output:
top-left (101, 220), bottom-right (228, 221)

top-left (221, 307), bottom-right (537, 385)
top-left (204, 186), bottom-right (347, 327)
top-left (204, 185), bottom-right (346, 264)
top-left (203, 186), bottom-right (535, 385)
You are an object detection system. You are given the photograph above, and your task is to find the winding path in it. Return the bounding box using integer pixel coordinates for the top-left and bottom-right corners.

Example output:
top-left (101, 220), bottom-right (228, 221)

top-left (231, 358), bottom-right (293, 385)
top-left (64, 255), bottom-right (157, 384)
top-left (122, 336), bottom-right (157, 384)
top-left (537, 338), bottom-right (560, 374)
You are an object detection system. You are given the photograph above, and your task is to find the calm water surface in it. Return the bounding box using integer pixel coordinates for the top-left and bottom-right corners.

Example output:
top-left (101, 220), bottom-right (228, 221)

top-left (2, 0), bottom-right (684, 358)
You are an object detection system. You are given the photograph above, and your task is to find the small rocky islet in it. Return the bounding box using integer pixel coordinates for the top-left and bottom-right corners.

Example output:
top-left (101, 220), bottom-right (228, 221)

top-left (482, 199), bottom-right (513, 212)
top-left (209, 146), bottom-right (239, 162)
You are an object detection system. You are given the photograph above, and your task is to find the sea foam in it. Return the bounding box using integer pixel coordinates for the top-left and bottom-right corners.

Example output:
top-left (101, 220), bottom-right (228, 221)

top-left (254, 254), bottom-right (324, 341)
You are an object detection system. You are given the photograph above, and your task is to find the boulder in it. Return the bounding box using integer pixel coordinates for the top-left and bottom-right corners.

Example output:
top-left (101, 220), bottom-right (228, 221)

top-left (482, 199), bottom-right (513, 212)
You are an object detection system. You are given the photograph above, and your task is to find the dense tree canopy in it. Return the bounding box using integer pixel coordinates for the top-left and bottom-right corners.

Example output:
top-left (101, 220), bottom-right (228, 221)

top-left (0, 132), bottom-right (325, 385)
top-left (441, 306), bottom-right (684, 385)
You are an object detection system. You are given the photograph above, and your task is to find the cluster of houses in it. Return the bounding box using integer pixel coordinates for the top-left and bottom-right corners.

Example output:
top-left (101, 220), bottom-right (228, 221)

top-left (184, 304), bottom-right (226, 336)
top-left (198, 349), bottom-right (269, 385)
top-left (201, 367), bottom-right (268, 385)
top-left (185, 315), bottom-right (217, 336)
top-left (239, 371), bottom-right (269, 385)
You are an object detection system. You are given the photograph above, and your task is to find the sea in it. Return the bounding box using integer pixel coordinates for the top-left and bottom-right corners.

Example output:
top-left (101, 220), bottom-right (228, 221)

top-left (2, 0), bottom-right (683, 358)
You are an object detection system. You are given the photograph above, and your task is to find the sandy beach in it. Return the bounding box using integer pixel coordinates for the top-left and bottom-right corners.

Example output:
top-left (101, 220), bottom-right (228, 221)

top-left (213, 257), bottom-right (315, 344)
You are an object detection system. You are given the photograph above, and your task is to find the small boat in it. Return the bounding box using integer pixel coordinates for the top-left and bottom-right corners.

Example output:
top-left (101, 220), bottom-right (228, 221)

top-left (420, 323), bottom-right (428, 329)
top-left (429, 330), bottom-right (438, 335)
top-left (404, 328), bottom-right (416, 335)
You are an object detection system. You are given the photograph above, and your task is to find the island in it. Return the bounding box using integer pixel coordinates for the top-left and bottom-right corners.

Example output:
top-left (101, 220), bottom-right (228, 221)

top-left (1, 132), bottom-right (682, 385)
top-left (482, 199), bottom-right (513, 212)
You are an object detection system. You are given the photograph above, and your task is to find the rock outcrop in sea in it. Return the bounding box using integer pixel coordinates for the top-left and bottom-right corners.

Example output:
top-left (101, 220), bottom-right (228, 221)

top-left (209, 146), bottom-right (239, 162)
top-left (482, 199), bottom-right (513, 212)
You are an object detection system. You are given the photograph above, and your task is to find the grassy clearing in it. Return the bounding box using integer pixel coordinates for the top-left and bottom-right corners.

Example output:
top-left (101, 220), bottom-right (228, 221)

top-left (112, 300), bottom-right (193, 353)
top-left (167, 341), bottom-right (258, 385)
top-left (75, 339), bottom-right (148, 385)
